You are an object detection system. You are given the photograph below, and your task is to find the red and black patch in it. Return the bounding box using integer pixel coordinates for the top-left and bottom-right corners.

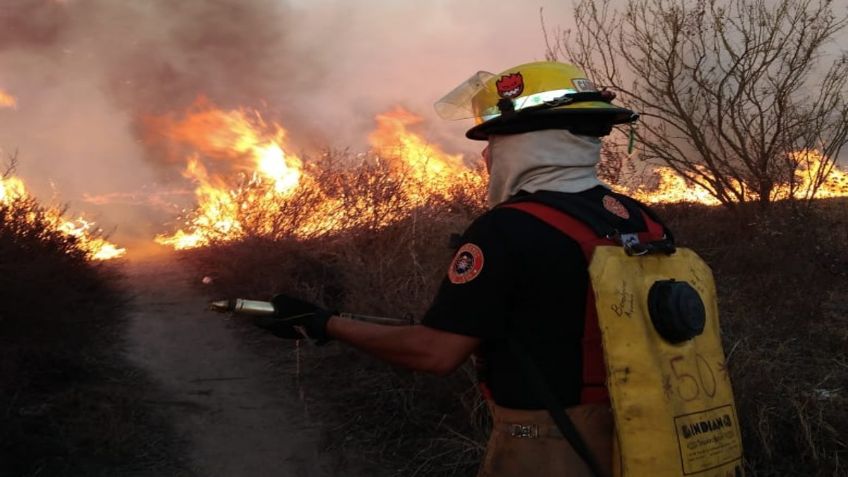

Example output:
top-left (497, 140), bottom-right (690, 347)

top-left (603, 195), bottom-right (630, 219)
top-left (496, 73), bottom-right (524, 99)
top-left (448, 243), bottom-right (485, 284)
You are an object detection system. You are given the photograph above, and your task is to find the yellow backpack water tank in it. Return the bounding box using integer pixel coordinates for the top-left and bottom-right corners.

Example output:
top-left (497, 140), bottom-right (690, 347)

top-left (590, 246), bottom-right (744, 476)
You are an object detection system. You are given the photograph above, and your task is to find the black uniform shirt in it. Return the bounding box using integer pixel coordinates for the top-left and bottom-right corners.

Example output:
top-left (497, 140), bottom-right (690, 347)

top-left (422, 186), bottom-right (659, 410)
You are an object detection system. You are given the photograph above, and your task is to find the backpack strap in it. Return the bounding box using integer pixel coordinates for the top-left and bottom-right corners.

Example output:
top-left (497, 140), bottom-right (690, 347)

top-left (507, 337), bottom-right (605, 477)
top-left (501, 201), bottom-right (613, 404)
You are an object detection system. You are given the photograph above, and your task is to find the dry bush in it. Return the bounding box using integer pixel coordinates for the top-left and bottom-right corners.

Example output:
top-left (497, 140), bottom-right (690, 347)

top-left (0, 187), bottom-right (182, 476)
top-left (657, 198), bottom-right (848, 476)
top-left (0, 194), bottom-right (108, 338)
top-left (181, 148), bottom-right (487, 243)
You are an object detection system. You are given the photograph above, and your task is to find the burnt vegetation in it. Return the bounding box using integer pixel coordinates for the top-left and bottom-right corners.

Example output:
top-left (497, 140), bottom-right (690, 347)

top-left (0, 166), bottom-right (181, 476)
top-left (184, 150), bottom-right (847, 476)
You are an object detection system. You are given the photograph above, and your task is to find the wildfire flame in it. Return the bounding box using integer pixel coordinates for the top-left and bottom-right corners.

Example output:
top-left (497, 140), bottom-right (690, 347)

top-left (153, 99), bottom-right (848, 252)
top-left (0, 175), bottom-right (26, 200)
top-left (784, 149), bottom-right (848, 200)
top-left (369, 107), bottom-right (484, 201)
top-left (627, 150), bottom-right (848, 205)
top-left (0, 174), bottom-right (126, 260)
top-left (151, 100), bottom-right (304, 249)
top-left (0, 88), bottom-right (16, 110)
top-left (154, 102), bottom-right (484, 250)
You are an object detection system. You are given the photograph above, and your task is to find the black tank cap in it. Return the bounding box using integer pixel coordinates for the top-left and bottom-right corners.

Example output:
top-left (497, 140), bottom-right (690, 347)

top-left (648, 280), bottom-right (706, 343)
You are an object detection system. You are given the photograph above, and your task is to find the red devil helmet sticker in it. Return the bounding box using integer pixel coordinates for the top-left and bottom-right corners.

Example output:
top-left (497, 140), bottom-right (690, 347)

top-left (496, 73), bottom-right (524, 99)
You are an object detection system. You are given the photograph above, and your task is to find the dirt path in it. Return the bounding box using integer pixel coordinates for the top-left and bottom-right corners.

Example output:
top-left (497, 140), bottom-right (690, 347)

top-left (124, 259), bottom-right (332, 477)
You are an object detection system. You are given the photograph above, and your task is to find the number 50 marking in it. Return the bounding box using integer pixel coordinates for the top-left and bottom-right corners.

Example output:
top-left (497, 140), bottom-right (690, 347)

top-left (668, 354), bottom-right (717, 401)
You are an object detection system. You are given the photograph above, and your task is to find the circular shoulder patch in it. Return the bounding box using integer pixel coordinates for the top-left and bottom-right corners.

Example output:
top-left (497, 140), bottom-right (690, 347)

top-left (448, 243), bottom-right (485, 284)
top-left (603, 195), bottom-right (630, 219)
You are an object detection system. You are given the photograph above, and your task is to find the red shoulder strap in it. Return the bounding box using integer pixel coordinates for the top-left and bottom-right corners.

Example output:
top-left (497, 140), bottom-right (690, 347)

top-left (501, 201), bottom-right (610, 404)
top-left (501, 201), bottom-right (612, 258)
top-left (502, 201), bottom-right (667, 256)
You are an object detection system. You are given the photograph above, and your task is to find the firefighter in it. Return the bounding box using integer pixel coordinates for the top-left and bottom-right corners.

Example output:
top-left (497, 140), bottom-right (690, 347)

top-left (257, 62), bottom-right (666, 477)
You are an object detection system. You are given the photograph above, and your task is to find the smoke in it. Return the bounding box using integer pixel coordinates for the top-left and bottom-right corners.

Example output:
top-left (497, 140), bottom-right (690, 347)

top-left (0, 1), bottom-right (69, 51)
top-left (0, 0), bottom-right (572, 251)
top-left (2, 0), bottom-right (326, 164)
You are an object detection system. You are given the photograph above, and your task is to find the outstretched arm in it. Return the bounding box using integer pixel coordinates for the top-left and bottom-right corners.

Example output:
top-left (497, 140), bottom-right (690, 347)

top-left (327, 316), bottom-right (480, 376)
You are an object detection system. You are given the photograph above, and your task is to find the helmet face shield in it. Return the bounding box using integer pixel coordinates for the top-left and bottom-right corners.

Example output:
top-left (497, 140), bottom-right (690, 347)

top-left (434, 71), bottom-right (495, 120)
top-left (434, 61), bottom-right (637, 140)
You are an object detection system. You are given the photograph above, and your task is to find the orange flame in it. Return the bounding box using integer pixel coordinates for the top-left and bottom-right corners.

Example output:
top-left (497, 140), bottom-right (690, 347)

top-left (0, 175), bottom-right (26, 200)
top-left (783, 149), bottom-right (848, 200)
top-left (369, 107), bottom-right (483, 201)
top-left (154, 101), bottom-right (848, 252)
top-left (626, 150), bottom-right (848, 205)
top-left (0, 88), bottom-right (16, 110)
top-left (152, 100), bottom-right (304, 249)
top-left (154, 103), bottom-right (484, 249)
top-left (0, 175), bottom-right (126, 260)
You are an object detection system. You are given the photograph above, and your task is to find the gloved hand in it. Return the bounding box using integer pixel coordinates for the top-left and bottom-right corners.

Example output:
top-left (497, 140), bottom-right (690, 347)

top-left (254, 294), bottom-right (334, 345)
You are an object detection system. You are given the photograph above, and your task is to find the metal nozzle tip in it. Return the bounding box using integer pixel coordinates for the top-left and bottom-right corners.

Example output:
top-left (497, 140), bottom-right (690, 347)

top-left (208, 300), bottom-right (233, 313)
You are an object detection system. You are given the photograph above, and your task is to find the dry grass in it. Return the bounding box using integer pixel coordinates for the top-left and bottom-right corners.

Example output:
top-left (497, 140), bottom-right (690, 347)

top-left (0, 191), bottom-right (183, 476)
top-left (658, 199), bottom-right (848, 476)
top-left (182, 152), bottom-right (847, 476)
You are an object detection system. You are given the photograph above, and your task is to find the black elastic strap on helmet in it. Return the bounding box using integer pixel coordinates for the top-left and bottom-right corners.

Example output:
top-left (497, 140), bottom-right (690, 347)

top-left (497, 98), bottom-right (516, 116)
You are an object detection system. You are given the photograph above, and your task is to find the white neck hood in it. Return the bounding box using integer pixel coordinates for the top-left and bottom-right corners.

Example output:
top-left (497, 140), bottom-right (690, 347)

top-left (486, 130), bottom-right (605, 207)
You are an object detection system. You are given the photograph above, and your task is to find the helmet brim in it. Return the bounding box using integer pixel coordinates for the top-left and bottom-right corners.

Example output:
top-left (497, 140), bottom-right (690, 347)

top-left (466, 103), bottom-right (637, 141)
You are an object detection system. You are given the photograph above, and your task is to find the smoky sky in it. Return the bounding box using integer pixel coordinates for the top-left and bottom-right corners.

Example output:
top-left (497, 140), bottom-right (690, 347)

top-left (0, 0), bottom-right (571, 245)
top-left (1, 0), bottom-right (332, 166)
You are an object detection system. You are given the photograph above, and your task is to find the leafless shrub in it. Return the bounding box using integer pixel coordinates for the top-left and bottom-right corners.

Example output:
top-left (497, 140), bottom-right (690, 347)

top-left (546, 0), bottom-right (848, 207)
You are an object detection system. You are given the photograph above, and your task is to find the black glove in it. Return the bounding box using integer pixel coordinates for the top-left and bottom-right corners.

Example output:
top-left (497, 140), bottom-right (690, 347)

top-left (254, 294), bottom-right (334, 345)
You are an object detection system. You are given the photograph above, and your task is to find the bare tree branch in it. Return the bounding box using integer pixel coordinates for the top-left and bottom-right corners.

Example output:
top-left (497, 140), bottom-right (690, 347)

top-left (546, 0), bottom-right (848, 207)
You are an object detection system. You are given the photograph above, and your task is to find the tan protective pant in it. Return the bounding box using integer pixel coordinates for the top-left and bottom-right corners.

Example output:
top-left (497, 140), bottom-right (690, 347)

top-left (477, 403), bottom-right (617, 477)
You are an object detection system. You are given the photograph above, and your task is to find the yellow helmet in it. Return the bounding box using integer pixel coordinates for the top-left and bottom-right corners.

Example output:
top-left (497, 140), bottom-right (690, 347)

top-left (435, 61), bottom-right (637, 140)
